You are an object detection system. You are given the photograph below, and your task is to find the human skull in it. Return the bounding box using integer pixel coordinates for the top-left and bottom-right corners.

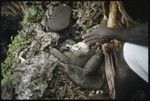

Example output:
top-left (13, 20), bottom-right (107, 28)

top-left (66, 42), bottom-right (89, 56)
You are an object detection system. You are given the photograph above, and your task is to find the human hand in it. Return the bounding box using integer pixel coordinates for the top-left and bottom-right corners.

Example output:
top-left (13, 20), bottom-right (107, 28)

top-left (82, 26), bottom-right (116, 46)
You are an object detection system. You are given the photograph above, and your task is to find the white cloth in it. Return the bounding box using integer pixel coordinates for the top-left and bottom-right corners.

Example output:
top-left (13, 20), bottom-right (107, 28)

top-left (123, 42), bottom-right (148, 82)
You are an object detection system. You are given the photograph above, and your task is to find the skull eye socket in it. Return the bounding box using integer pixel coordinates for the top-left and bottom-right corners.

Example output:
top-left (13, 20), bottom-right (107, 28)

top-left (76, 45), bottom-right (81, 49)
top-left (75, 45), bottom-right (79, 48)
top-left (77, 46), bottom-right (81, 50)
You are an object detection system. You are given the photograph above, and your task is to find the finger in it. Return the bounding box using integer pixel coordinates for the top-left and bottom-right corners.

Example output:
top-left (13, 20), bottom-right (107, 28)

top-left (91, 44), bottom-right (99, 49)
top-left (83, 35), bottom-right (97, 43)
top-left (82, 33), bottom-right (95, 38)
top-left (87, 39), bottom-right (98, 46)
top-left (95, 42), bottom-right (101, 47)
top-left (96, 42), bottom-right (101, 46)
top-left (92, 43), bottom-right (101, 49)
top-left (98, 38), bottom-right (109, 44)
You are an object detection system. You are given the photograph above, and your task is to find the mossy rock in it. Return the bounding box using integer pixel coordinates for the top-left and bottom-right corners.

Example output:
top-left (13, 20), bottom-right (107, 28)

top-left (8, 34), bottom-right (27, 54)
top-left (67, 64), bottom-right (104, 90)
top-left (51, 48), bottom-right (105, 89)
top-left (51, 48), bottom-right (96, 67)
top-left (1, 34), bottom-right (27, 86)
top-left (83, 52), bottom-right (104, 76)
top-left (64, 50), bottom-right (96, 67)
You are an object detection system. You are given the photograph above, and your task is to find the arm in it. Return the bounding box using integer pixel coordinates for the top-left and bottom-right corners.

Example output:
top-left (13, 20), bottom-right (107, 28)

top-left (115, 23), bottom-right (148, 46)
top-left (82, 23), bottom-right (148, 46)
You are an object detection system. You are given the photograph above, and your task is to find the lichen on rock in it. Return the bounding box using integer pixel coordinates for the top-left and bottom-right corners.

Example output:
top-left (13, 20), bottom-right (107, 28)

top-left (12, 52), bottom-right (58, 99)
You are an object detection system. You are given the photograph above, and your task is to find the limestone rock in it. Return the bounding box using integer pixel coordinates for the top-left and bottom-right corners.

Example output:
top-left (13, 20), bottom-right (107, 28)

top-left (12, 52), bottom-right (58, 99)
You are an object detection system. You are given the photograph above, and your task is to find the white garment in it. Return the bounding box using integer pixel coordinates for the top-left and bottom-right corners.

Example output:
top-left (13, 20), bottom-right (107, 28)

top-left (123, 42), bottom-right (148, 82)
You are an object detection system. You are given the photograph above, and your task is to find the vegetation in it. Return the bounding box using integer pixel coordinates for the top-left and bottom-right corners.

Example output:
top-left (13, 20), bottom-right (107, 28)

top-left (8, 34), bottom-right (27, 54)
top-left (22, 6), bottom-right (43, 24)
top-left (1, 57), bottom-right (12, 86)
top-left (1, 34), bottom-right (27, 86)
top-left (1, 4), bottom-right (41, 87)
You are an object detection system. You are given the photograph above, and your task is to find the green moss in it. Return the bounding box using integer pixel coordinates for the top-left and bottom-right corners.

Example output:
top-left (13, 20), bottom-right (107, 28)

top-left (1, 63), bottom-right (11, 86)
top-left (22, 6), bottom-right (43, 24)
top-left (8, 34), bottom-right (27, 54)
top-left (1, 55), bottom-right (12, 86)
top-left (1, 34), bottom-right (27, 86)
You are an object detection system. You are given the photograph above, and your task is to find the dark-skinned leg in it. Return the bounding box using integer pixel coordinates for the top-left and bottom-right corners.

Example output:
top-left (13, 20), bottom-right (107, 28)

top-left (115, 43), bottom-right (148, 99)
